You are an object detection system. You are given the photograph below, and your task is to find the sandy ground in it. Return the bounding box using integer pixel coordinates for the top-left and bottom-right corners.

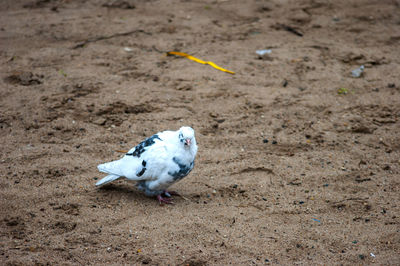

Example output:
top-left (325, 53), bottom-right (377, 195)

top-left (1, 0), bottom-right (400, 264)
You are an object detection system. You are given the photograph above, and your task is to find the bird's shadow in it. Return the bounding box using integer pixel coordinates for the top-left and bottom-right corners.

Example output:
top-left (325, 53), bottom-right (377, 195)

top-left (95, 183), bottom-right (152, 203)
top-left (94, 181), bottom-right (190, 205)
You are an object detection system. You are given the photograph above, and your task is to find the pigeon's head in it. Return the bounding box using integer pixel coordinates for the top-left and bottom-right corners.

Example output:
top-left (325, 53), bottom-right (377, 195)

top-left (178, 126), bottom-right (196, 148)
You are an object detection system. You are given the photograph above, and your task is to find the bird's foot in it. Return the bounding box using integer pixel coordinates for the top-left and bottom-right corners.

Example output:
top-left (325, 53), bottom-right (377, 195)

top-left (163, 190), bottom-right (189, 201)
top-left (157, 194), bottom-right (174, 204)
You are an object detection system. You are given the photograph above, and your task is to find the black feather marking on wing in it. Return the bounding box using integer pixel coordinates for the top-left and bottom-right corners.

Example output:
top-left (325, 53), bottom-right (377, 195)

top-left (136, 160), bottom-right (147, 177)
top-left (169, 157), bottom-right (194, 181)
top-left (126, 134), bottom-right (161, 158)
top-left (137, 168), bottom-right (146, 177)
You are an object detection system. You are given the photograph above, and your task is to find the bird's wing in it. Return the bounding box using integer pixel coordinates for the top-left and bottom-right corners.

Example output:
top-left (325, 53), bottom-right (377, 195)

top-left (119, 135), bottom-right (174, 180)
top-left (98, 130), bottom-right (179, 182)
top-left (133, 141), bottom-right (171, 180)
top-left (97, 133), bottom-right (165, 178)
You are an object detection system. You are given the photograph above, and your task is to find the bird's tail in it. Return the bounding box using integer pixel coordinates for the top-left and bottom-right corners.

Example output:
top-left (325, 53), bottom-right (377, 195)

top-left (96, 174), bottom-right (121, 186)
top-left (96, 162), bottom-right (123, 186)
top-left (97, 161), bottom-right (121, 174)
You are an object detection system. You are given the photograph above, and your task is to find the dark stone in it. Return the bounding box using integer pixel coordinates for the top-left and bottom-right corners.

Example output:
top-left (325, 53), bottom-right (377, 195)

top-left (388, 83), bottom-right (395, 88)
top-left (351, 125), bottom-right (375, 134)
top-left (4, 71), bottom-right (42, 86)
top-left (102, 1), bottom-right (136, 9)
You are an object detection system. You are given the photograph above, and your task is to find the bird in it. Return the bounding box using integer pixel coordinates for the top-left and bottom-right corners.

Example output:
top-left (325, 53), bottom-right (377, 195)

top-left (96, 126), bottom-right (198, 204)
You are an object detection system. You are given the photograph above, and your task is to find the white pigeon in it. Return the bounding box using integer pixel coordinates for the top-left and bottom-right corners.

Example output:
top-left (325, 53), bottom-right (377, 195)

top-left (96, 126), bottom-right (198, 204)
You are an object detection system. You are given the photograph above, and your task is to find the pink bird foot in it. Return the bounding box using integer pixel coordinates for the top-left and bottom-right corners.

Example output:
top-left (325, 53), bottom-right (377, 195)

top-left (157, 194), bottom-right (174, 204)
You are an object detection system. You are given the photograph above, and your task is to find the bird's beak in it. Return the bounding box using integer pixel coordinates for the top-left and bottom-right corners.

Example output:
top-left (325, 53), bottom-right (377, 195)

top-left (185, 138), bottom-right (191, 146)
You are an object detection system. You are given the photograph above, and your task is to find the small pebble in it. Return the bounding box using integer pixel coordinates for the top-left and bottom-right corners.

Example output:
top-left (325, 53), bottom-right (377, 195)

top-left (387, 83), bottom-right (395, 88)
top-left (351, 65), bottom-right (364, 78)
top-left (256, 49), bottom-right (272, 56)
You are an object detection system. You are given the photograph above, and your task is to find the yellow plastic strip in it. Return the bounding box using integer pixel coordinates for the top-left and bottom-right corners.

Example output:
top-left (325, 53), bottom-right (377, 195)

top-left (167, 51), bottom-right (235, 74)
